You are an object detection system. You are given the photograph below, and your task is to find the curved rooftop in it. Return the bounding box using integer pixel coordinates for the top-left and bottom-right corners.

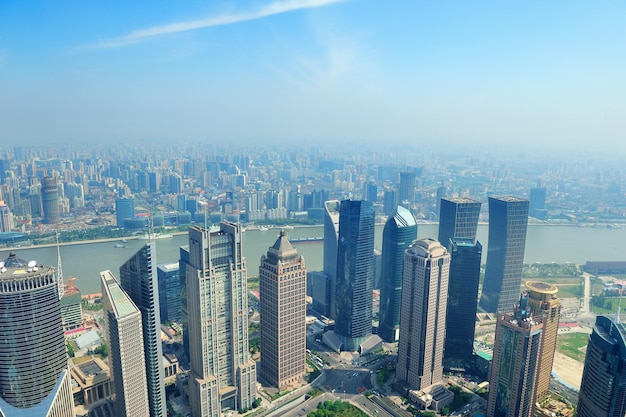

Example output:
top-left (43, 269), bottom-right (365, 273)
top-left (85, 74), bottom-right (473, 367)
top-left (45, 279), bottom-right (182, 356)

top-left (407, 238), bottom-right (447, 258)
top-left (526, 281), bottom-right (559, 295)
top-left (391, 206), bottom-right (417, 228)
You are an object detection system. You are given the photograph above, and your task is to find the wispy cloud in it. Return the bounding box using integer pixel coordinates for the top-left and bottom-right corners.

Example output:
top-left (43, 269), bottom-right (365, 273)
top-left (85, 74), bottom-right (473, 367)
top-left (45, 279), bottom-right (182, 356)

top-left (89, 0), bottom-right (345, 49)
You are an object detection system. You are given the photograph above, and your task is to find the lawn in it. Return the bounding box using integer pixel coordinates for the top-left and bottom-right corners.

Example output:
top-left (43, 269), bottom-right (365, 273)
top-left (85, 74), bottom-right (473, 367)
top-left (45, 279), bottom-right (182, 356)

top-left (556, 332), bottom-right (589, 362)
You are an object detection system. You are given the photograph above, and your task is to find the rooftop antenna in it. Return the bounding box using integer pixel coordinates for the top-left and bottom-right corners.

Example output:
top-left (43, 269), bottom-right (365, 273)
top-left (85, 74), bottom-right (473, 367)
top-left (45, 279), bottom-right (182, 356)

top-left (56, 231), bottom-right (64, 299)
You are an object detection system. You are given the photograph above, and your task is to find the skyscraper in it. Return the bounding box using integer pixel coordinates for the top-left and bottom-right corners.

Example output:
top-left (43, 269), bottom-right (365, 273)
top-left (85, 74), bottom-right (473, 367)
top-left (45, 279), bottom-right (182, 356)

top-left (480, 196), bottom-right (530, 314)
top-left (115, 197), bottom-right (135, 227)
top-left (0, 252), bottom-right (75, 417)
top-left (444, 239), bottom-right (482, 365)
top-left (42, 176), bottom-right (60, 224)
top-left (529, 187), bottom-right (547, 219)
top-left (0, 201), bottom-right (13, 232)
top-left (323, 200), bottom-right (340, 319)
top-left (487, 293), bottom-right (544, 417)
top-left (525, 281), bottom-right (560, 401)
top-left (577, 315), bottom-right (626, 417)
top-left (186, 222), bottom-right (257, 416)
top-left (398, 171), bottom-right (416, 205)
top-left (396, 239), bottom-right (450, 391)
top-left (437, 197), bottom-right (481, 250)
top-left (157, 262), bottom-right (182, 323)
top-left (259, 231), bottom-right (307, 389)
top-left (101, 270), bottom-right (150, 417)
top-left (334, 199), bottom-right (375, 352)
top-left (119, 243), bottom-right (166, 417)
top-left (379, 206), bottom-right (417, 343)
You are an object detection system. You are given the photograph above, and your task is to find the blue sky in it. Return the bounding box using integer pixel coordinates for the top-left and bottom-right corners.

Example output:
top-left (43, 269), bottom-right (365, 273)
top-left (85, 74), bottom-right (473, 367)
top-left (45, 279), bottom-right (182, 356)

top-left (1, 0), bottom-right (625, 151)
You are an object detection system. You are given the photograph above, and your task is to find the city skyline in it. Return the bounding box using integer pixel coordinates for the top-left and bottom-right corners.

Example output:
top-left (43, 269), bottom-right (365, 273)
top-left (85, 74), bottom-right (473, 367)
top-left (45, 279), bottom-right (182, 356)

top-left (1, 1), bottom-right (625, 151)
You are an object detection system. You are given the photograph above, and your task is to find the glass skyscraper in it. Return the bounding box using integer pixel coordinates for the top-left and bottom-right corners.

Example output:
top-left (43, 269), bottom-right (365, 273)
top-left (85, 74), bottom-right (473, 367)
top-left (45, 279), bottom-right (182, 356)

top-left (0, 252), bottom-right (75, 416)
top-left (444, 239), bottom-right (482, 364)
top-left (323, 200), bottom-right (340, 319)
top-left (157, 262), bottom-right (181, 323)
top-left (119, 243), bottom-right (166, 417)
top-left (438, 197), bottom-right (482, 365)
top-left (379, 206), bottom-right (417, 343)
top-left (577, 315), bottom-right (626, 417)
top-left (480, 196), bottom-right (529, 314)
top-left (335, 199), bottom-right (375, 352)
top-left (437, 197), bottom-right (481, 250)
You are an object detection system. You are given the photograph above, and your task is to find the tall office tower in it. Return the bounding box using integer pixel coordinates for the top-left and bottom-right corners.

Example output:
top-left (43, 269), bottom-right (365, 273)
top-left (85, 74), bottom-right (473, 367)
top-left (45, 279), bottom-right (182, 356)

top-left (0, 201), bottom-right (13, 232)
top-left (115, 197), bottom-right (135, 227)
top-left (487, 293), bottom-right (544, 417)
top-left (576, 316), bottom-right (626, 417)
top-left (525, 281), bottom-right (560, 401)
top-left (307, 271), bottom-right (330, 317)
top-left (157, 262), bottom-right (182, 323)
top-left (0, 252), bottom-right (75, 416)
top-left (398, 171), bottom-right (416, 204)
top-left (396, 239), bottom-right (450, 391)
top-left (379, 206), bottom-right (417, 342)
top-left (479, 196), bottom-right (530, 314)
top-left (119, 243), bottom-right (166, 417)
top-left (323, 200), bottom-right (340, 319)
top-left (383, 188), bottom-right (397, 217)
top-left (42, 176), bottom-right (60, 224)
top-left (444, 239), bottom-right (482, 365)
top-left (529, 187), bottom-right (547, 219)
top-left (437, 197), bottom-right (481, 250)
top-left (259, 231), bottom-right (307, 389)
top-left (186, 223), bottom-right (257, 416)
top-left (577, 315), bottom-right (626, 417)
top-left (101, 270), bottom-right (150, 417)
top-left (335, 199), bottom-right (375, 352)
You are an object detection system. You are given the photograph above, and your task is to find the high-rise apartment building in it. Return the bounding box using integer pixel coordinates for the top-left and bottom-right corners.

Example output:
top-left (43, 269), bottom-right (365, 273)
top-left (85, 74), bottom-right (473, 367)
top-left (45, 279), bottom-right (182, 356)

top-left (157, 262), bottom-right (182, 323)
top-left (0, 201), bottom-right (13, 232)
top-left (186, 222), bottom-right (257, 416)
top-left (379, 206), bottom-right (417, 343)
top-left (444, 239), bottom-right (482, 364)
top-left (323, 200), bottom-right (340, 319)
top-left (0, 252), bottom-right (75, 416)
top-left (396, 238), bottom-right (450, 391)
top-left (335, 199), bottom-right (375, 352)
top-left (480, 196), bottom-right (530, 314)
top-left (119, 243), bottom-right (166, 417)
top-left (101, 270), bottom-right (150, 417)
top-left (525, 281), bottom-right (560, 401)
top-left (259, 231), bottom-right (307, 389)
top-left (487, 293), bottom-right (544, 417)
top-left (42, 176), bottom-right (60, 224)
top-left (437, 197), bottom-right (481, 250)
top-left (577, 315), bottom-right (626, 417)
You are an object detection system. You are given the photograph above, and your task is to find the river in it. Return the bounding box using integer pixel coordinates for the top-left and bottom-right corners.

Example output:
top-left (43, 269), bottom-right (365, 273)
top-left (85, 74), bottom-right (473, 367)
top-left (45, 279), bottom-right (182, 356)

top-left (1, 223), bottom-right (624, 294)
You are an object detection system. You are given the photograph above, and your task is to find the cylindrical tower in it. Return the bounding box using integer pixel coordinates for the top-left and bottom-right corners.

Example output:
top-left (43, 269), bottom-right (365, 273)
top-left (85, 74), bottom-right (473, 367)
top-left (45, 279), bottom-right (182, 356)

top-left (0, 252), bottom-right (67, 408)
top-left (42, 176), bottom-right (60, 224)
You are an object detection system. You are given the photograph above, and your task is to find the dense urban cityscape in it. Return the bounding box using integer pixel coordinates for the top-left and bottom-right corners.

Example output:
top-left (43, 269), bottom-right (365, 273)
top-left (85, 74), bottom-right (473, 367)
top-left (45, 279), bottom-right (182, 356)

top-left (2, 1), bottom-right (626, 416)
top-left (1, 143), bottom-right (626, 417)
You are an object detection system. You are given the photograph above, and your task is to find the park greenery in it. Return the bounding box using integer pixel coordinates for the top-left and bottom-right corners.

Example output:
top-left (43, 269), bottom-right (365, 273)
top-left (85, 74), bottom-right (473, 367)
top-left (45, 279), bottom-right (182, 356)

top-left (308, 400), bottom-right (368, 417)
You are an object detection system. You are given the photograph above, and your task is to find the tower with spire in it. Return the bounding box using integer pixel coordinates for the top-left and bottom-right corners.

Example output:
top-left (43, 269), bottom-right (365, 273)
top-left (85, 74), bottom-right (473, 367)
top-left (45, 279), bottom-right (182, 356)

top-left (259, 230), bottom-right (307, 389)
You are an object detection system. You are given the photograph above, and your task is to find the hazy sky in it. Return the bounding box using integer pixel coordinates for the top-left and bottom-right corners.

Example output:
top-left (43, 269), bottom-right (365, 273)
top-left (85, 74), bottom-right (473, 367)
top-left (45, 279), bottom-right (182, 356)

top-left (1, 1), bottom-right (625, 151)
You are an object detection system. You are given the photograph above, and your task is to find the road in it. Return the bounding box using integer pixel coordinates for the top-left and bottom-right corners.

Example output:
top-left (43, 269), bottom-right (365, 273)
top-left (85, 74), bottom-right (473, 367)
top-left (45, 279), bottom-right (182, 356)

top-left (581, 272), bottom-right (592, 314)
